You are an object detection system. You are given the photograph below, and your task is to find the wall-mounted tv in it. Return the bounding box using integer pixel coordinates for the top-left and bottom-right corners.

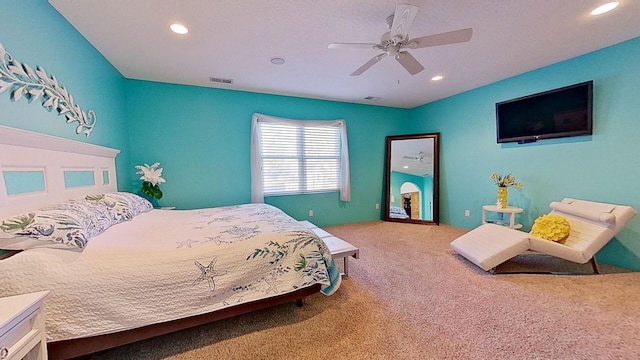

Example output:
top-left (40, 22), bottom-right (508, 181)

top-left (496, 81), bottom-right (593, 144)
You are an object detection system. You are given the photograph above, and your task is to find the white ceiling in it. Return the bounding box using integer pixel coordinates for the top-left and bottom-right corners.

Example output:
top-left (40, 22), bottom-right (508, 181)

top-left (49, 0), bottom-right (640, 109)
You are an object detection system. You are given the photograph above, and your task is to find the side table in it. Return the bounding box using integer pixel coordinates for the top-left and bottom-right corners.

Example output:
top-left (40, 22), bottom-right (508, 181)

top-left (481, 205), bottom-right (523, 229)
top-left (0, 290), bottom-right (49, 360)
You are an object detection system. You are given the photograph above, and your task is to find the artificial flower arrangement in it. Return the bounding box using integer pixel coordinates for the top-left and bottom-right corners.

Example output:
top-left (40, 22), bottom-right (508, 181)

top-left (490, 173), bottom-right (523, 188)
top-left (135, 162), bottom-right (166, 200)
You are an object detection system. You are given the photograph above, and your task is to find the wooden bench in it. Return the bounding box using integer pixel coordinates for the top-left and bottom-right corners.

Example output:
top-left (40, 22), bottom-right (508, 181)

top-left (299, 221), bottom-right (360, 276)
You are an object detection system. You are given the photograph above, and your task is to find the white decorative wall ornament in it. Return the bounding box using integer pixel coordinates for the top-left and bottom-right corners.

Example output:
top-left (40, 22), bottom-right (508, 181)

top-left (0, 43), bottom-right (96, 136)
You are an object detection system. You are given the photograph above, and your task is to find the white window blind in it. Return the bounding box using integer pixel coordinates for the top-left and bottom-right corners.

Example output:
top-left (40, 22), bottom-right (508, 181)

top-left (251, 113), bottom-right (350, 202)
top-left (260, 122), bottom-right (340, 195)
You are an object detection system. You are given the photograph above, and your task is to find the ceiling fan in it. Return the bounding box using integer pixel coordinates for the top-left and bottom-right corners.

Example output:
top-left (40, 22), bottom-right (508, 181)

top-left (403, 152), bottom-right (431, 163)
top-left (328, 4), bottom-right (473, 76)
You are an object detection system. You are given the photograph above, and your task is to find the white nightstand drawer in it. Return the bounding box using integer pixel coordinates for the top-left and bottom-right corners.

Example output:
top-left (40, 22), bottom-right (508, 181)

top-left (0, 291), bottom-right (49, 360)
top-left (0, 306), bottom-right (37, 347)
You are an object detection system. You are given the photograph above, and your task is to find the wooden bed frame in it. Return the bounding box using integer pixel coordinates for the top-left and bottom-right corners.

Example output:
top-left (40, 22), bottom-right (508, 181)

top-left (0, 126), bottom-right (325, 359)
top-left (47, 284), bottom-right (321, 360)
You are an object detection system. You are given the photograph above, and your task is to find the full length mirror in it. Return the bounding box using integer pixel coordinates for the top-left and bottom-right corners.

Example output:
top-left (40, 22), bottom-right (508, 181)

top-left (383, 133), bottom-right (439, 225)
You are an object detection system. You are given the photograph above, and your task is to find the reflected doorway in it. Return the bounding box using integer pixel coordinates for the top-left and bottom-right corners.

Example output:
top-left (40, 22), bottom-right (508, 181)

top-left (400, 182), bottom-right (421, 219)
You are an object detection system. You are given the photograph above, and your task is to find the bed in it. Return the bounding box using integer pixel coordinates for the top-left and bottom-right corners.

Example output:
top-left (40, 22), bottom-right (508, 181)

top-left (0, 126), bottom-right (341, 359)
top-left (389, 205), bottom-right (409, 219)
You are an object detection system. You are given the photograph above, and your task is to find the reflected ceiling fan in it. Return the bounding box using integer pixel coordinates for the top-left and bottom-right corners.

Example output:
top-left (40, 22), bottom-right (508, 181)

top-left (403, 152), bottom-right (431, 163)
top-left (328, 4), bottom-right (472, 76)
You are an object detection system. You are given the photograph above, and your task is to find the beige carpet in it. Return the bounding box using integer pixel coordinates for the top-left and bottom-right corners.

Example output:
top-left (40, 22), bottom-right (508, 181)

top-left (90, 221), bottom-right (640, 359)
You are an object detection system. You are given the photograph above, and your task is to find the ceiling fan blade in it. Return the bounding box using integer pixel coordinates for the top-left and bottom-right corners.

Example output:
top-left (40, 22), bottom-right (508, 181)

top-left (395, 51), bottom-right (424, 75)
top-left (408, 28), bottom-right (473, 49)
top-left (351, 54), bottom-right (385, 76)
top-left (328, 42), bottom-right (379, 50)
top-left (390, 4), bottom-right (418, 43)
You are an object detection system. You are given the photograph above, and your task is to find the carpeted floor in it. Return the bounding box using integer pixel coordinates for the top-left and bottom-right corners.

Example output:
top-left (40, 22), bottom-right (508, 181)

top-left (90, 221), bottom-right (640, 359)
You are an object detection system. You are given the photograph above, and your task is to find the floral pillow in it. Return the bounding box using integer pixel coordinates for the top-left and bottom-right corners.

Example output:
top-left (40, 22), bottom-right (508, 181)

top-left (85, 192), bottom-right (153, 222)
top-left (0, 200), bottom-right (115, 251)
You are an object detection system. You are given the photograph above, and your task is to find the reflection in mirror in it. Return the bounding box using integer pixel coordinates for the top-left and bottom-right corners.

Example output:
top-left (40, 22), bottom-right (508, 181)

top-left (384, 133), bottom-right (439, 225)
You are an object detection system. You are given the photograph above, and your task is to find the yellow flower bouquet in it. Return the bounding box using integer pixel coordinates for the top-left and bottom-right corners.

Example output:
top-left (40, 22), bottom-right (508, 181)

top-left (490, 173), bottom-right (523, 188)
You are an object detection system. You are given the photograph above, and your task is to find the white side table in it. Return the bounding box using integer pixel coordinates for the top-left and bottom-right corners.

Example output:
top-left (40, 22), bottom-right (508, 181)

top-left (0, 291), bottom-right (49, 360)
top-left (482, 205), bottom-right (523, 229)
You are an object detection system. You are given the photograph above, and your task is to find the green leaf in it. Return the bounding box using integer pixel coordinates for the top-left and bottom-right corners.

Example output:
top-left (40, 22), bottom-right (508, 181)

top-left (141, 182), bottom-right (163, 199)
top-left (1, 213), bottom-right (35, 232)
top-left (85, 194), bottom-right (105, 202)
top-left (294, 254), bottom-right (307, 272)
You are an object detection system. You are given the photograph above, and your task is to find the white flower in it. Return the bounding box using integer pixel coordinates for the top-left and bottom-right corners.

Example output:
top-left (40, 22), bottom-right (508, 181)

top-left (135, 162), bottom-right (166, 186)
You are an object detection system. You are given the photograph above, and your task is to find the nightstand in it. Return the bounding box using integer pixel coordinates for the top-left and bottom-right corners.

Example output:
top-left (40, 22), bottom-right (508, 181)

top-left (0, 291), bottom-right (49, 360)
top-left (481, 205), bottom-right (523, 229)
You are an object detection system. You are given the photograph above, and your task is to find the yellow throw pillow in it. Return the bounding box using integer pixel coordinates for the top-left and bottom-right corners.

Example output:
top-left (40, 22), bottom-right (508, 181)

top-left (531, 214), bottom-right (571, 242)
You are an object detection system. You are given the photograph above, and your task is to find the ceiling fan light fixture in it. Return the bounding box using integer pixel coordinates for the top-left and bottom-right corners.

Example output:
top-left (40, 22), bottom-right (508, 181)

top-left (270, 57), bottom-right (285, 65)
top-left (590, 1), bottom-right (619, 15)
top-left (170, 23), bottom-right (189, 35)
top-left (431, 75), bottom-right (444, 81)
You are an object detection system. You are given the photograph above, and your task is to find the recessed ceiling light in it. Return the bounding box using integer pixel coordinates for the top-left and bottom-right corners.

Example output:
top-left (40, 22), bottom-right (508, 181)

top-left (590, 1), bottom-right (619, 15)
top-left (270, 57), bottom-right (285, 65)
top-left (170, 23), bottom-right (189, 35)
top-left (431, 75), bottom-right (444, 81)
top-left (403, 165), bottom-right (409, 169)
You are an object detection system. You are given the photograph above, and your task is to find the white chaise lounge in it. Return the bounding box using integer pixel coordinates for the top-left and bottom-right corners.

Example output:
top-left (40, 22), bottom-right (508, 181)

top-left (450, 198), bottom-right (637, 273)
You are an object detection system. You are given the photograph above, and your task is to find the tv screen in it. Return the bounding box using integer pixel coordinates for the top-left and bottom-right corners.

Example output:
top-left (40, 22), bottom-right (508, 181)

top-left (496, 81), bottom-right (593, 143)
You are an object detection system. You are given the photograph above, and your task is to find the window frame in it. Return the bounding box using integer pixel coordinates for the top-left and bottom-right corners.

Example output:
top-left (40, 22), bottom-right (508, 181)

top-left (250, 113), bottom-right (350, 203)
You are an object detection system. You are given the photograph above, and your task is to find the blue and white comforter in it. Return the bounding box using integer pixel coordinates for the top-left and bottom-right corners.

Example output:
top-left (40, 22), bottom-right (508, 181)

top-left (0, 204), bottom-right (341, 341)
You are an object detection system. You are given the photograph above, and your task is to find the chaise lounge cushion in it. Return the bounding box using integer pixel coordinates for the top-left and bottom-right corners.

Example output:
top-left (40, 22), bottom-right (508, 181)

top-left (450, 224), bottom-right (530, 271)
top-left (528, 218), bottom-right (613, 264)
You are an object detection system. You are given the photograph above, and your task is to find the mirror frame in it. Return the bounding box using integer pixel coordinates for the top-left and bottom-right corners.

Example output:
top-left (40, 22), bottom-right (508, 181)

top-left (383, 132), bottom-right (440, 225)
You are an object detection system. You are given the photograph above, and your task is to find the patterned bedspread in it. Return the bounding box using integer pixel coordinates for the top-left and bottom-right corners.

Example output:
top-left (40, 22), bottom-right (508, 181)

top-left (0, 204), bottom-right (341, 341)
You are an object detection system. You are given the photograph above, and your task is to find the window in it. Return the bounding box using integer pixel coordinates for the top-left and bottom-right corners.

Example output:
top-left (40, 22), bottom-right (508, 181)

top-left (251, 113), bottom-right (350, 202)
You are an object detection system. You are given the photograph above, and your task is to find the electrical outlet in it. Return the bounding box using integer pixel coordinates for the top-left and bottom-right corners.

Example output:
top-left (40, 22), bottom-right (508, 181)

top-left (375, 203), bottom-right (380, 209)
top-left (465, 210), bottom-right (470, 217)
top-left (308, 210), bottom-right (313, 217)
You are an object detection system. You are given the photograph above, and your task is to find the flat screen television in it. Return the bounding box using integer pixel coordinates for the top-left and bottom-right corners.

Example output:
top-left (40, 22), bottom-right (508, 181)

top-left (496, 81), bottom-right (593, 143)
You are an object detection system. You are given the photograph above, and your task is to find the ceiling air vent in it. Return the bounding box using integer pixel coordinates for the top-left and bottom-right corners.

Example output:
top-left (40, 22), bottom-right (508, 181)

top-left (210, 77), bottom-right (234, 84)
top-left (364, 96), bottom-right (381, 101)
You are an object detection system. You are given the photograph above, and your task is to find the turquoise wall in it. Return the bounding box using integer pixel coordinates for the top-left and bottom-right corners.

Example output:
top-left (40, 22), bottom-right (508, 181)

top-left (2, 1), bottom-right (639, 270)
top-left (0, 0), bottom-right (130, 190)
top-left (422, 176), bottom-right (433, 220)
top-left (410, 36), bottom-right (640, 270)
top-left (125, 80), bottom-right (410, 226)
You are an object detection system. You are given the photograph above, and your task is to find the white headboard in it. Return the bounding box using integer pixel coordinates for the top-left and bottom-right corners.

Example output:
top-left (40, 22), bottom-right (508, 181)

top-left (0, 125), bottom-right (120, 218)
